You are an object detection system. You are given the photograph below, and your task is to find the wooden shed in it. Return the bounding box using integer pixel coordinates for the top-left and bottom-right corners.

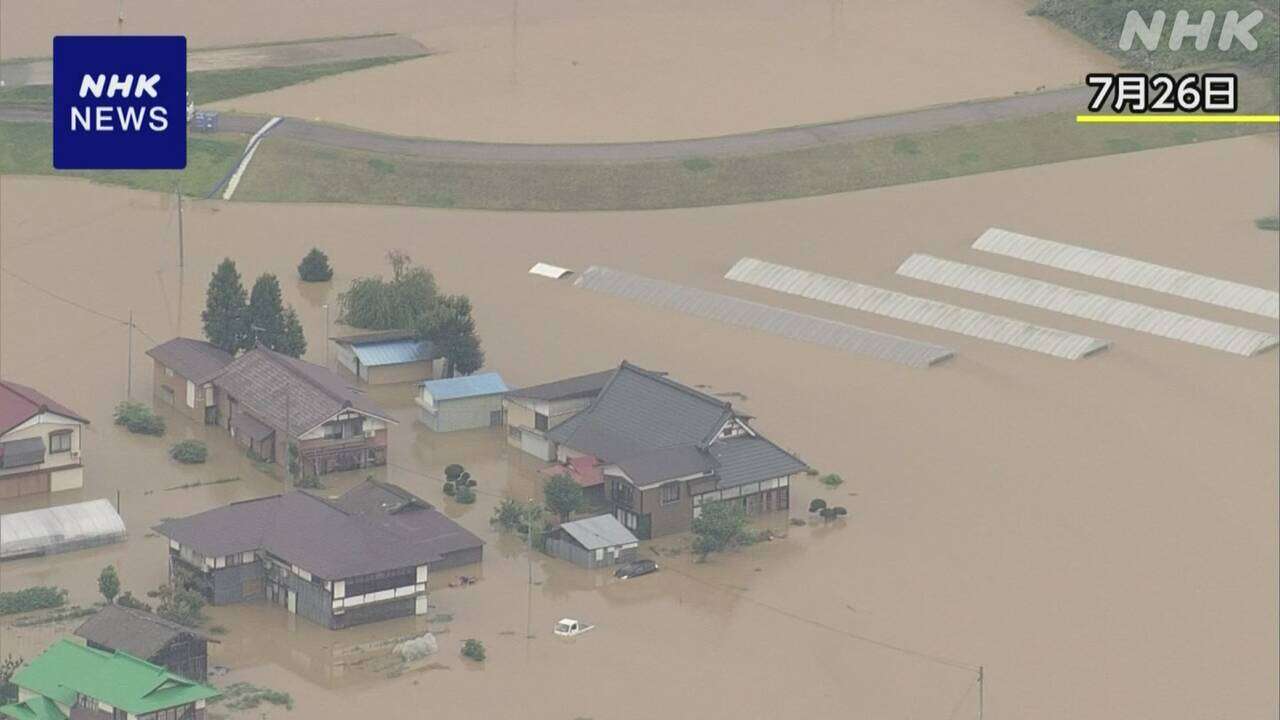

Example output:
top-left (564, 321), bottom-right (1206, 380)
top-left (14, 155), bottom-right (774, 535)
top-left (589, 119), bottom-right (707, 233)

top-left (544, 514), bottom-right (639, 569)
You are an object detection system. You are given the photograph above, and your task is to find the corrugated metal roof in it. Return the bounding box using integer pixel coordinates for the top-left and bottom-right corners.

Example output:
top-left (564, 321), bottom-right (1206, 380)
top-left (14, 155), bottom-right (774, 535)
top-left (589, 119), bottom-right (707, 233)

top-left (529, 262), bottom-right (573, 279)
top-left (897, 254), bottom-right (1280, 357)
top-left (1, 499), bottom-right (126, 559)
top-left (351, 338), bottom-right (432, 367)
top-left (421, 372), bottom-right (509, 402)
top-left (726, 257), bottom-right (1110, 360)
top-left (973, 228), bottom-right (1280, 320)
top-left (574, 266), bottom-right (955, 368)
top-left (559, 513), bottom-right (638, 550)
top-left (709, 436), bottom-right (810, 489)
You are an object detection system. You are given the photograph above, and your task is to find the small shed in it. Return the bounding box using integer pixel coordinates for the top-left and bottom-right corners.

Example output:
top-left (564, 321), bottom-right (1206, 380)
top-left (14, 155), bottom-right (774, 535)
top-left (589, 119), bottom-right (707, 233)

top-left (0, 499), bottom-right (126, 559)
top-left (74, 604), bottom-right (217, 682)
top-left (417, 373), bottom-right (509, 432)
top-left (545, 514), bottom-right (639, 569)
top-left (331, 330), bottom-right (442, 385)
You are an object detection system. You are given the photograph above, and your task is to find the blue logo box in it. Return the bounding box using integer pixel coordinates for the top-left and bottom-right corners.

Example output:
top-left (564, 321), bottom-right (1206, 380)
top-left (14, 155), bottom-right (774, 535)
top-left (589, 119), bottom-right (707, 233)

top-left (53, 35), bottom-right (187, 169)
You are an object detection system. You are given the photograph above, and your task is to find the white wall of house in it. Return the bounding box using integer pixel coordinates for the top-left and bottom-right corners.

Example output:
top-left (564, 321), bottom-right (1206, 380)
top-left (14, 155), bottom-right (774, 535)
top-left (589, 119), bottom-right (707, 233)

top-left (297, 411), bottom-right (388, 440)
top-left (1, 412), bottom-right (86, 491)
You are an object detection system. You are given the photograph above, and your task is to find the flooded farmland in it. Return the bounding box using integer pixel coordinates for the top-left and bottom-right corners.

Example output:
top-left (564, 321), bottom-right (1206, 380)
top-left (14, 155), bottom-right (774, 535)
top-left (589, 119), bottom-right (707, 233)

top-left (1, 134), bottom-right (1276, 718)
top-left (0, 0), bottom-right (1115, 142)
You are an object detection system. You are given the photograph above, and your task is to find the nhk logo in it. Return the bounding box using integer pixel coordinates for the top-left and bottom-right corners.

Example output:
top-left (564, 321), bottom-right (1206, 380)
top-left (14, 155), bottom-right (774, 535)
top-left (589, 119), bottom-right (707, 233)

top-left (53, 36), bottom-right (186, 169)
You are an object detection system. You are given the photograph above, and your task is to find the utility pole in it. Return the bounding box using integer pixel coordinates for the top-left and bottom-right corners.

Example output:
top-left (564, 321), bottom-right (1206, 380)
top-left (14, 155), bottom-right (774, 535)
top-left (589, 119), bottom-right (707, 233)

top-left (526, 499), bottom-right (534, 641)
top-left (126, 310), bottom-right (134, 398)
top-left (978, 665), bottom-right (984, 720)
top-left (176, 180), bottom-right (185, 268)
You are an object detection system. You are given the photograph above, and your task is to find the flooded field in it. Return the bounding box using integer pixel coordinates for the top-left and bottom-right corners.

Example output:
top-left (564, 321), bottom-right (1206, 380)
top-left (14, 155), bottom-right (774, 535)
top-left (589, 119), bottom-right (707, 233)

top-left (0, 0), bottom-right (1114, 142)
top-left (2, 134), bottom-right (1277, 718)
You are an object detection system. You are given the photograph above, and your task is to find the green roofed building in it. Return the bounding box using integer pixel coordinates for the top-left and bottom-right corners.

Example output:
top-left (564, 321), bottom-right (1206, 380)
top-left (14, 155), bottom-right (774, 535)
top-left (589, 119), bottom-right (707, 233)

top-left (0, 638), bottom-right (219, 720)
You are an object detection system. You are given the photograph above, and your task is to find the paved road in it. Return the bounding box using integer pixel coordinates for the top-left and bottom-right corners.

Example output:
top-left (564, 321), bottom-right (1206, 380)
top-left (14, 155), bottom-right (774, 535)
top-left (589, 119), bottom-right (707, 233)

top-left (1, 85), bottom-right (1096, 163)
top-left (0, 34), bottom-right (427, 87)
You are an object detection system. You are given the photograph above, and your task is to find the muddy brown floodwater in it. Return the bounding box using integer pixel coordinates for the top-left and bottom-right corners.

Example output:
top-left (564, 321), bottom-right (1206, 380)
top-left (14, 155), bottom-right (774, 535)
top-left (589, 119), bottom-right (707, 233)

top-left (2, 134), bottom-right (1278, 719)
top-left (0, 0), bottom-right (1115, 142)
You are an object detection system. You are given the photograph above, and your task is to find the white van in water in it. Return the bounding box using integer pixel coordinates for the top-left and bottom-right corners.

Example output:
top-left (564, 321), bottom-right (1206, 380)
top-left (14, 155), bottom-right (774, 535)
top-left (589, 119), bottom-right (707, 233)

top-left (553, 618), bottom-right (594, 637)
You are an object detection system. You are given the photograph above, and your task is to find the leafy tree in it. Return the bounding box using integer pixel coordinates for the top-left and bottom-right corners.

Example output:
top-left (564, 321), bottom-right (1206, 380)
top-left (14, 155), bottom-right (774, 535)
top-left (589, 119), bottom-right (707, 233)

top-left (544, 473), bottom-right (584, 522)
top-left (297, 247), bottom-right (333, 282)
top-left (491, 498), bottom-right (525, 530)
top-left (0, 654), bottom-right (22, 702)
top-left (461, 638), bottom-right (485, 661)
top-left (418, 294), bottom-right (484, 377)
top-left (202, 258), bottom-right (248, 353)
top-left (278, 306), bottom-right (307, 358)
top-left (337, 250), bottom-right (438, 331)
top-left (97, 565), bottom-right (120, 604)
top-left (245, 273), bottom-right (286, 351)
top-left (151, 582), bottom-right (206, 628)
top-left (691, 501), bottom-right (749, 561)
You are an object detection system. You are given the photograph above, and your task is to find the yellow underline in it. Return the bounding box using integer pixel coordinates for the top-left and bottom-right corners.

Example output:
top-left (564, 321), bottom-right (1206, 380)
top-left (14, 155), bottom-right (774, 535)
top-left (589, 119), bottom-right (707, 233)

top-left (1076, 114), bottom-right (1280, 124)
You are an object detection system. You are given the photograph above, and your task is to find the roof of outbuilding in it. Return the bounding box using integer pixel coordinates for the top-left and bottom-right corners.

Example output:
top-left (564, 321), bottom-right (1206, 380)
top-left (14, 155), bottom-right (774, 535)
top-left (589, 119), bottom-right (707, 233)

top-left (214, 347), bottom-right (394, 435)
top-left (0, 380), bottom-right (89, 437)
top-left (0, 695), bottom-right (67, 720)
top-left (421, 372), bottom-right (508, 402)
top-left (331, 329), bottom-right (419, 345)
top-left (153, 480), bottom-right (483, 580)
top-left (707, 436), bottom-right (809, 488)
top-left (507, 369), bottom-right (615, 402)
top-left (145, 338), bottom-right (234, 385)
top-left (351, 338), bottom-right (435, 367)
top-left (558, 514), bottom-right (638, 550)
top-left (8, 639), bottom-right (219, 714)
top-left (74, 605), bottom-right (215, 660)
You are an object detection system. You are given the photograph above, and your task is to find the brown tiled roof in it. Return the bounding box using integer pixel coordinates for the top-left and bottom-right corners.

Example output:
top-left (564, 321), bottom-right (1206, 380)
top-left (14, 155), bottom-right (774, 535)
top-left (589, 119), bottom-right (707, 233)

top-left (153, 481), bottom-right (483, 580)
top-left (145, 338), bottom-right (233, 385)
top-left (73, 604), bottom-right (215, 660)
top-left (214, 348), bottom-right (394, 435)
top-left (0, 379), bottom-right (89, 436)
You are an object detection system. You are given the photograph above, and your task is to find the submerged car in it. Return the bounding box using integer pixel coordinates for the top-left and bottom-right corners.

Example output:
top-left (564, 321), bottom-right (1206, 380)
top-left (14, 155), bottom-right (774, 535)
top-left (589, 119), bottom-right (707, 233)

top-left (614, 559), bottom-right (659, 579)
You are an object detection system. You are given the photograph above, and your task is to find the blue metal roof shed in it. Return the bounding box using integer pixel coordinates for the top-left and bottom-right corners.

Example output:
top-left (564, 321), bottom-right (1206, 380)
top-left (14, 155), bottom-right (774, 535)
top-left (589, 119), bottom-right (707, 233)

top-left (418, 373), bottom-right (509, 433)
top-left (352, 339), bottom-right (433, 367)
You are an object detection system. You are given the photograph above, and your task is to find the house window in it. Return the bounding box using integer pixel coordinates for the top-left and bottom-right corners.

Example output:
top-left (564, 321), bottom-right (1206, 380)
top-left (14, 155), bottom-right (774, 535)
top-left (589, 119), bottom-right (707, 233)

top-left (661, 482), bottom-right (680, 505)
top-left (164, 367), bottom-right (175, 377)
top-left (162, 385), bottom-right (176, 405)
top-left (611, 478), bottom-right (634, 508)
top-left (534, 413), bottom-right (549, 431)
top-left (49, 430), bottom-right (73, 454)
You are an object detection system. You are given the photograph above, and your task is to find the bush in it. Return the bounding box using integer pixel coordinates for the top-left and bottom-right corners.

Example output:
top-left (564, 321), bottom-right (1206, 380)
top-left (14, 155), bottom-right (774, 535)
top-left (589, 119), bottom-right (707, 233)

top-left (455, 485), bottom-right (476, 504)
top-left (690, 501), bottom-right (750, 561)
top-left (461, 639), bottom-right (486, 662)
top-left (297, 247), bottom-right (333, 282)
top-left (113, 401), bottom-right (166, 435)
top-left (443, 481), bottom-right (456, 496)
top-left (116, 591), bottom-right (151, 612)
top-left (445, 464), bottom-right (465, 481)
top-left (819, 473), bottom-right (844, 489)
top-left (1257, 216), bottom-right (1280, 232)
top-left (808, 498), bottom-right (827, 513)
top-left (819, 506), bottom-right (849, 523)
top-left (98, 565), bottom-right (120, 604)
top-left (169, 439), bottom-right (208, 464)
top-left (0, 587), bottom-right (67, 616)
top-left (492, 498), bottom-right (524, 530)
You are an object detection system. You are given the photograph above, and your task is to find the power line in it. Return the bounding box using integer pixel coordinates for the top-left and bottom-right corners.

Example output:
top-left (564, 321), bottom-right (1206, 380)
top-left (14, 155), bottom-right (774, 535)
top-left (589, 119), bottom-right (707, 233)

top-left (0, 266), bottom-right (163, 346)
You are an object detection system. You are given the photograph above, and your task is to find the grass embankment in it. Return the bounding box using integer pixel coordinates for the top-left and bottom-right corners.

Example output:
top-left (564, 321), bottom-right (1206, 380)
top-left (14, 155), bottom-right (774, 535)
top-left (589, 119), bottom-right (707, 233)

top-left (0, 121), bottom-right (246, 195)
top-left (1030, 0), bottom-right (1280, 71)
top-left (0, 56), bottom-right (418, 108)
top-left (231, 90), bottom-right (1275, 211)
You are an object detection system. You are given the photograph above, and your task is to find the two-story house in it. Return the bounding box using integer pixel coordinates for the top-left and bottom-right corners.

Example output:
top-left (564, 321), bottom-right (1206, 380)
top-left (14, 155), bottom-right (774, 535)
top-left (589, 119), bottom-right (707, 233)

top-left (543, 362), bottom-right (809, 538)
top-left (146, 339), bottom-right (396, 476)
top-left (0, 380), bottom-right (90, 499)
top-left (504, 369), bottom-right (614, 460)
top-left (154, 480), bottom-right (484, 630)
top-left (0, 638), bottom-right (219, 720)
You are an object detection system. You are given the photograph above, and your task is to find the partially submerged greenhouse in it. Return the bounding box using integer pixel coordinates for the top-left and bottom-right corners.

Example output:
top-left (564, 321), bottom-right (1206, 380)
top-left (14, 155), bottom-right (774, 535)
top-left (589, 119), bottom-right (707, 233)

top-left (0, 499), bottom-right (126, 560)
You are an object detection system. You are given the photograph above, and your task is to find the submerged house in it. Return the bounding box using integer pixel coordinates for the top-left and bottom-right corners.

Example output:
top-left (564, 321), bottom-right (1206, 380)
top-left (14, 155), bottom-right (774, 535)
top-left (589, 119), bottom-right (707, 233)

top-left (147, 339), bottom-right (396, 476)
top-left (0, 379), bottom-right (90, 498)
top-left (331, 330), bottom-right (443, 385)
top-left (153, 480), bottom-right (484, 630)
top-left (74, 605), bottom-right (216, 682)
top-left (504, 369), bottom-right (614, 461)
top-left (0, 638), bottom-right (219, 720)
top-left (416, 372), bottom-right (508, 432)
top-left (544, 362), bottom-right (808, 539)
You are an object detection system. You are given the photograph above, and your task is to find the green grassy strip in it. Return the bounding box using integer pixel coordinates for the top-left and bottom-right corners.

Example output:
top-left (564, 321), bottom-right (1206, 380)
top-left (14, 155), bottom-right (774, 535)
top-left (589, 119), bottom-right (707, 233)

top-left (0, 122), bottom-right (246, 196)
top-left (1030, 0), bottom-right (1279, 71)
top-left (0, 55), bottom-right (420, 108)
top-left (1257, 216), bottom-right (1280, 230)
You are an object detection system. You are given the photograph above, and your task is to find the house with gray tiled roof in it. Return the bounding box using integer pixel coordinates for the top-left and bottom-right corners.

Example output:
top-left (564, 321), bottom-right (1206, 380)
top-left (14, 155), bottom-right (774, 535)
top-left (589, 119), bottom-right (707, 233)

top-left (147, 339), bottom-right (396, 476)
top-left (543, 362), bottom-right (808, 538)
